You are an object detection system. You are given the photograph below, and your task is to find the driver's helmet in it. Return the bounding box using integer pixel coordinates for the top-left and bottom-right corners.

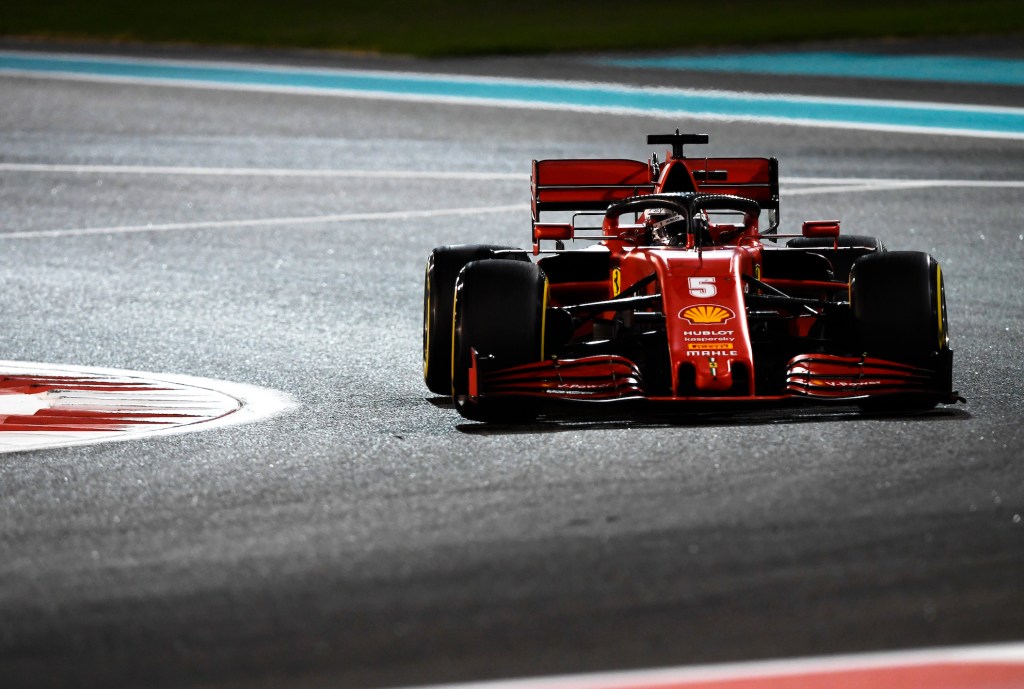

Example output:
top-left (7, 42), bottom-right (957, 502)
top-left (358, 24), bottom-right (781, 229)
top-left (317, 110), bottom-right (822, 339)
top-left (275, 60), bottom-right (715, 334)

top-left (646, 208), bottom-right (686, 245)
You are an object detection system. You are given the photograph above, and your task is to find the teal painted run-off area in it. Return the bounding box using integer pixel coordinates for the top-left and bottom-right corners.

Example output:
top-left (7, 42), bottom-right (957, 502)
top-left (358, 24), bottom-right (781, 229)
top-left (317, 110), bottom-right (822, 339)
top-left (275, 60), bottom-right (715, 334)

top-left (2, 51), bottom-right (1023, 138)
top-left (601, 52), bottom-right (1024, 87)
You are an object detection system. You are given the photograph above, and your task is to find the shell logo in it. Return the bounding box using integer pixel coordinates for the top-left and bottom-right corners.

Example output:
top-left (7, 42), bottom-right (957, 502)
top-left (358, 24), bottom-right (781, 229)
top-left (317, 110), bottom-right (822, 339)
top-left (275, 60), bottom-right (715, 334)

top-left (679, 304), bottom-right (736, 324)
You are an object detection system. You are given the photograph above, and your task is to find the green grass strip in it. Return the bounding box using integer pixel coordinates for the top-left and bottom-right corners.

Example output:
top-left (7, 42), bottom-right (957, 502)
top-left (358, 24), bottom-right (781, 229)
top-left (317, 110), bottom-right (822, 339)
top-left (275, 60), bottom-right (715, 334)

top-left (3, 1), bottom-right (1023, 57)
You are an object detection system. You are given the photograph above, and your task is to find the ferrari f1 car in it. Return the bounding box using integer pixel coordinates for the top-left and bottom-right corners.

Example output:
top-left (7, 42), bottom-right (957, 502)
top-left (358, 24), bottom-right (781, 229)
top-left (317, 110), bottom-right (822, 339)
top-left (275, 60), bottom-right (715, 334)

top-left (423, 133), bottom-right (958, 421)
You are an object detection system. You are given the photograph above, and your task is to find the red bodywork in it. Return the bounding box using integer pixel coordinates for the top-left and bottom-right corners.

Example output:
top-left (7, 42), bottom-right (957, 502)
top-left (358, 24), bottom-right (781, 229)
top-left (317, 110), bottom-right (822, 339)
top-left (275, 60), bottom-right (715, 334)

top-left (464, 137), bottom-right (956, 411)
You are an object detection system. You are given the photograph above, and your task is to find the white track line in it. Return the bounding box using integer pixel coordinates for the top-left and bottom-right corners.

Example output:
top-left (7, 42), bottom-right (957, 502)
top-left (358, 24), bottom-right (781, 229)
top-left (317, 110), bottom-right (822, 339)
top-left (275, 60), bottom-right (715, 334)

top-left (786, 176), bottom-right (1024, 187)
top-left (0, 162), bottom-right (524, 180)
top-left (3, 163), bottom-right (1022, 191)
top-left (0, 204), bottom-right (524, 239)
top-left (3, 163), bottom-right (1024, 190)
top-left (784, 182), bottom-right (941, 195)
top-left (785, 177), bottom-right (1024, 193)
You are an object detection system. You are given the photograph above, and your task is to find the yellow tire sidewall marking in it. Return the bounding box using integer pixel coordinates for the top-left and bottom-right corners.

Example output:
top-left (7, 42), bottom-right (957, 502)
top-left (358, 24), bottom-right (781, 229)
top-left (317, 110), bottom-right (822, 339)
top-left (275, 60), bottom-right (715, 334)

top-left (936, 263), bottom-right (947, 349)
top-left (423, 262), bottom-right (431, 379)
top-left (540, 277), bottom-right (549, 360)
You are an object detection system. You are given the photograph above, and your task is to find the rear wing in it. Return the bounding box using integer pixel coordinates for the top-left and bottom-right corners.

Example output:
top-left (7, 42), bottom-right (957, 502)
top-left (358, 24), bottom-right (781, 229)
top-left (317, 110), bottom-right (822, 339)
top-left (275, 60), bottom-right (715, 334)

top-left (531, 156), bottom-right (778, 226)
top-left (531, 159), bottom-right (654, 221)
top-left (530, 147), bottom-right (781, 253)
top-left (680, 157), bottom-right (779, 215)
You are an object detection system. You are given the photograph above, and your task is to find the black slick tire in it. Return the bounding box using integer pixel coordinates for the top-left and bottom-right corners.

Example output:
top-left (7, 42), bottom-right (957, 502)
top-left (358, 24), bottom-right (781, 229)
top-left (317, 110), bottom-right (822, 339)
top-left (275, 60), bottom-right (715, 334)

top-left (849, 251), bottom-right (950, 411)
top-left (786, 235), bottom-right (885, 281)
top-left (452, 260), bottom-right (547, 422)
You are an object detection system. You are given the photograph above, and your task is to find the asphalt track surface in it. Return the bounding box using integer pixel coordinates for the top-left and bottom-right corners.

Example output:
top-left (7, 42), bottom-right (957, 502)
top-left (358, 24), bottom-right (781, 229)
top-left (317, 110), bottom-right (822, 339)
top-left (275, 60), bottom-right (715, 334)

top-left (1, 38), bottom-right (1023, 689)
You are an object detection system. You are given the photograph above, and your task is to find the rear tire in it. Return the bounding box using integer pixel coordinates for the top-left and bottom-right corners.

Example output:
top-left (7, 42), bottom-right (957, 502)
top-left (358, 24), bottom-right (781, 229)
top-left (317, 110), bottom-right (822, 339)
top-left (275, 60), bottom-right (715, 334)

top-left (787, 235), bottom-right (883, 250)
top-left (786, 235), bottom-right (885, 281)
top-left (422, 244), bottom-right (527, 394)
top-left (452, 260), bottom-right (547, 422)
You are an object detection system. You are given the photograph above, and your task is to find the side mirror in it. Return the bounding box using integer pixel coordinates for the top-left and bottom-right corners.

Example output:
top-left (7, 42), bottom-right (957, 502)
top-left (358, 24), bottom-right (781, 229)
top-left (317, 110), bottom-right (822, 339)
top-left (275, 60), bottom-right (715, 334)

top-left (532, 222), bottom-right (573, 254)
top-left (801, 220), bottom-right (840, 239)
top-left (533, 223), bottom-right (573, 242)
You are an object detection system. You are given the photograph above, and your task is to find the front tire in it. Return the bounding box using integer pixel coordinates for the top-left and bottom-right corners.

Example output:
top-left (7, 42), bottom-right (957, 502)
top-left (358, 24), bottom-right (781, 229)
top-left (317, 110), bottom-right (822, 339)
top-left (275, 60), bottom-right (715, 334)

top-left (849, 251), bottom-right (950, 411)
top-left (452, 260), bottom-right (547, 422)
top-left (850, 251), bottom-right (948, 360)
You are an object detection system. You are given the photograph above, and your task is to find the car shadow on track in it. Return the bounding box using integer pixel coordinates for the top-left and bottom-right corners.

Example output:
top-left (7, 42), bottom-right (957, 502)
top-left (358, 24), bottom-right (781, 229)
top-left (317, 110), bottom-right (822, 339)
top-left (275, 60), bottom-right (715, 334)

top-left (425, 396), bottom-right (973, 436)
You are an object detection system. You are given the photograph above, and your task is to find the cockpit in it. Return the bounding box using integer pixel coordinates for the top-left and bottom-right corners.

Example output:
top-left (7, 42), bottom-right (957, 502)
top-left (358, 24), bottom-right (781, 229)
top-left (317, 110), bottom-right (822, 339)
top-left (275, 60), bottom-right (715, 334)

top-left (604, 192), bottom-right (761, 249)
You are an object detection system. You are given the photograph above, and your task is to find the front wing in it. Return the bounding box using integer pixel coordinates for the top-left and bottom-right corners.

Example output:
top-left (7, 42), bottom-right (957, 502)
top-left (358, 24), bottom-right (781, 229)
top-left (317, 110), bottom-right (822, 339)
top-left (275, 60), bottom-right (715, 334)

top-left (466, 350), bottom-right (961, 407)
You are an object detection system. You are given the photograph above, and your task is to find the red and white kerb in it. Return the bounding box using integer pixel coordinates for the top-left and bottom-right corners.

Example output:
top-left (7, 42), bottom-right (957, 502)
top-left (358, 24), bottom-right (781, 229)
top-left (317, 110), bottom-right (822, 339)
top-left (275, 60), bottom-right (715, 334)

top-left (0, 361), bottom-right (294, 452)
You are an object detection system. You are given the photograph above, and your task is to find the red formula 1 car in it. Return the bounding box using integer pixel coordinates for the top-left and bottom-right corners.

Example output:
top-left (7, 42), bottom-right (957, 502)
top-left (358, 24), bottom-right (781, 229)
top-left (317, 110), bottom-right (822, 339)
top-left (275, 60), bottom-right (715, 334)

top-left (423, 133), bottom-right (958, 422)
